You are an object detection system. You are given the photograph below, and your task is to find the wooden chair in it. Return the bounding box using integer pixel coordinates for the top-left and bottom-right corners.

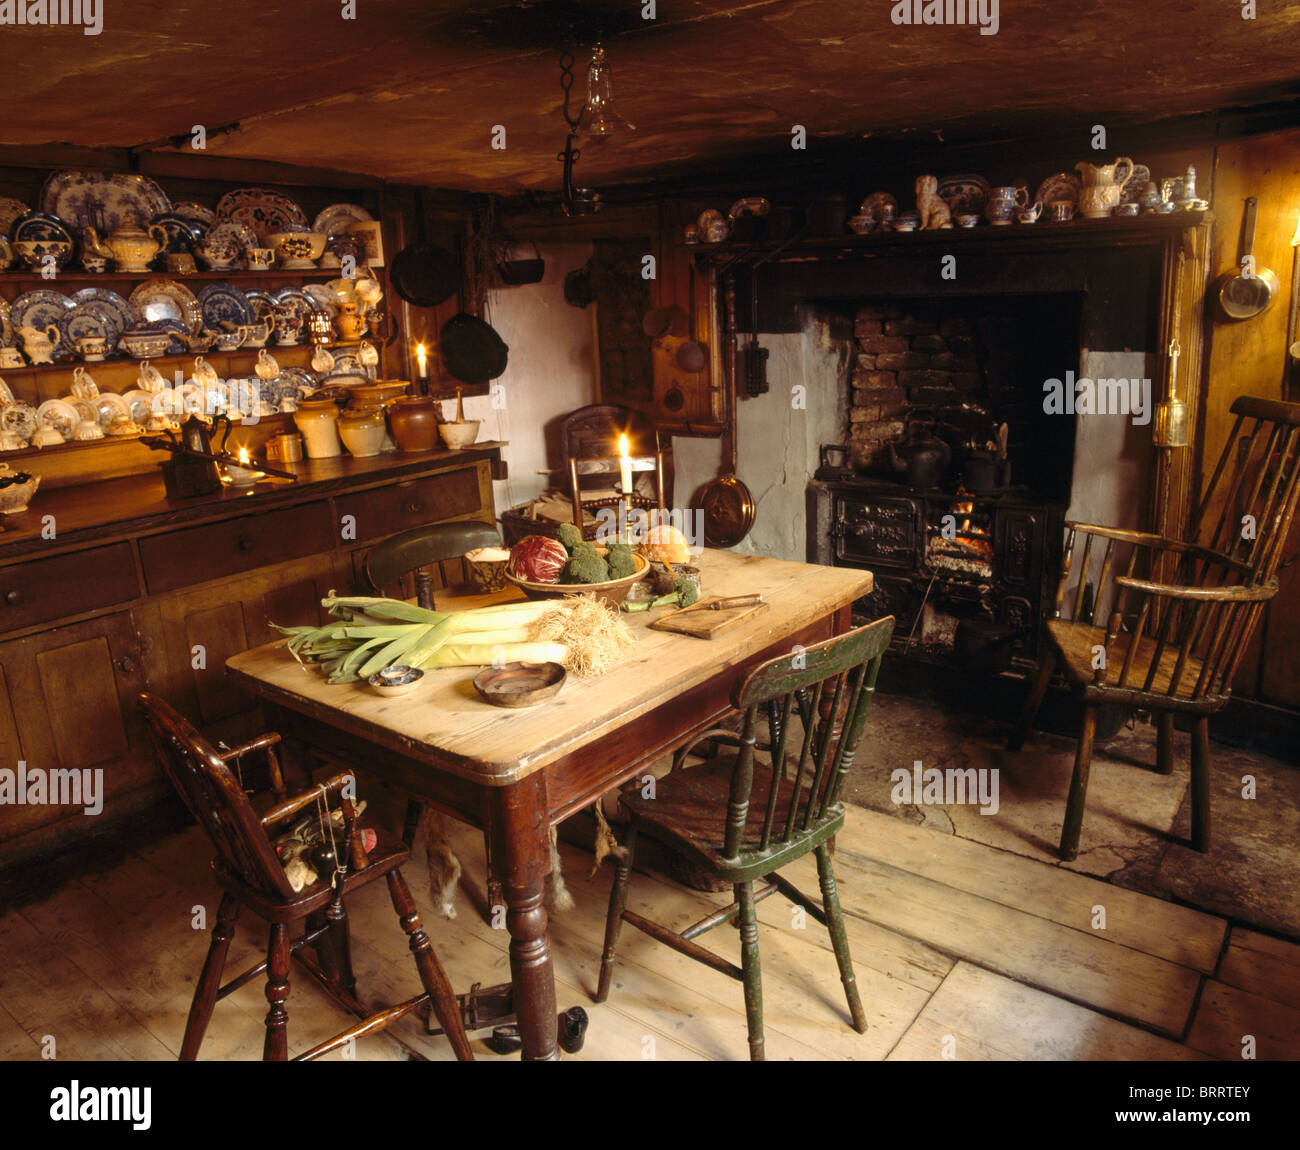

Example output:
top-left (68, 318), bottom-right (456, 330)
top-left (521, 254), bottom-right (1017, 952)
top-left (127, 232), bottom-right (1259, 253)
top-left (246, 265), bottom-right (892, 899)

top-left (594, 615), bottom-right (894, 1060)
top-left (559, 404), bottom-right (669, 540)
top-left (363, 520), bottom-right (503, 608)
top-left (1010, 396), bottom-right (1300, 860)
top-left (138, 693), bottom-right (473, 1061)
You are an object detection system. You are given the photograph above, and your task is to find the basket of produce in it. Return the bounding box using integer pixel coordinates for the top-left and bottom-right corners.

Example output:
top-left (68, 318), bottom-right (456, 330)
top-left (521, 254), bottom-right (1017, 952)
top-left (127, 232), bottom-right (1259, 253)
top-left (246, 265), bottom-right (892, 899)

top-left (504, 526), bottom-right (649, 608)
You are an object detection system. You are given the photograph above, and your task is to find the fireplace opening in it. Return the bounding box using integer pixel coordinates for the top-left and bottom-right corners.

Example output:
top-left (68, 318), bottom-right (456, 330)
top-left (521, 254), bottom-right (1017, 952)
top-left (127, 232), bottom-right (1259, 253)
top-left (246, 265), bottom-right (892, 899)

top-left (807, 293), bottom-right (1083, 672)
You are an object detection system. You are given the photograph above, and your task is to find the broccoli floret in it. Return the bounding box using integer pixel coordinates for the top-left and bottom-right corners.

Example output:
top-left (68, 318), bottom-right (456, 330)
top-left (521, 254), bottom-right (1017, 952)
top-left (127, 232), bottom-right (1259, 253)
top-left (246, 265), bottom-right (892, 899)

top-left (555, 522), bottom-right (584, 552)
top-left (677, 578), bottom-right (699, 608)
top-left (563, 549), bottom-right (610, 584)
top-left (606, 542), bottom-right (638, 579)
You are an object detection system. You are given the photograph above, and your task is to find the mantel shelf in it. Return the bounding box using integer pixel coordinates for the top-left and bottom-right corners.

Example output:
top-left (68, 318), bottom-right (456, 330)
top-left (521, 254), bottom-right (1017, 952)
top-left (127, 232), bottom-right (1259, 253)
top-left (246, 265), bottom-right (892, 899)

top-left (0, 268), bottom-right (346, 286)
top-left (689, 210), bottom-right (1213, 265)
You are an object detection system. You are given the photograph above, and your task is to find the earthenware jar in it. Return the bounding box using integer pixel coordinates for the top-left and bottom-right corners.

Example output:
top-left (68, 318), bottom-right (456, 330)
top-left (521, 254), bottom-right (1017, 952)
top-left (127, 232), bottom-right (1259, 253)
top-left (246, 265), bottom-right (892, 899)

top-left (985, 186), bottom-right (1027, 226)
top-left (387, 395), bottom-right (441, 452)
top-left (105, 223), bottom-right (168, 273)
top-left (1075, 158), bottom-right (1134, 219)
top-left (291, 397), bottom-right (342, 458)
top-left (338, 404), bottom-right (387, 457)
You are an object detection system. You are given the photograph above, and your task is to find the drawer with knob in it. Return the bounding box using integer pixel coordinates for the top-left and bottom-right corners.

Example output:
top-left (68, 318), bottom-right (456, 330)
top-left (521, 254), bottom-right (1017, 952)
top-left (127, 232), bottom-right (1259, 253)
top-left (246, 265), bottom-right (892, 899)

top-left (139, 502), bottom-right (335, 593)
top-left (333, 467), bottom-right (484, 543)
top-left (0, 542), bottom-right (139, 633)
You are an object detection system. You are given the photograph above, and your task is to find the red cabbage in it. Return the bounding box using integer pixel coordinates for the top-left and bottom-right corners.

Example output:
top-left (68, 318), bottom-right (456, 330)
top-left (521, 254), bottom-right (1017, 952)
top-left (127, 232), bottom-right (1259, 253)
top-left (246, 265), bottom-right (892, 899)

top-left (509, 535), bottom-right (568, 583)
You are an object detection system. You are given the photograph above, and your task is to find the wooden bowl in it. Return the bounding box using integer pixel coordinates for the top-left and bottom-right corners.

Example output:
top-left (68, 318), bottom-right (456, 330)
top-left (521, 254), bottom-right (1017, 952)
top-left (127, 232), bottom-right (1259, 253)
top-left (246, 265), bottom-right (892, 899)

top-left (504, 553), bottom-right (650, 608)
top-left (474, 661), bottom-right (566, 708)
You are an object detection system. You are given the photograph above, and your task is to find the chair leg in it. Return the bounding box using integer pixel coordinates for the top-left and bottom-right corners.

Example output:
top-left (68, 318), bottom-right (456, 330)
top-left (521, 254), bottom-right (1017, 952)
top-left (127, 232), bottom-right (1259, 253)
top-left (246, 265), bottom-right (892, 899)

top-left (737, 881), bottom-right (764, 1061)
top-left (1156, 713), bottom-right (1175, 775)
top-left (1008, 649), bottom-right (1055, 751)
top-left (180, 893), bottom-right (239, 1061)
top-left (1190, 716), bottom-right (1211, 853)
top-left (386, 868), bottom-right (474, 1062)
top-left (815, 843), bottom-right (867, 1034)
top-left (595, 827), bottom-right (637, 1004)
top-left (1059, 704), bottom-right (1098, 862)
top-left (263, 922), bottom-right (292, 1061)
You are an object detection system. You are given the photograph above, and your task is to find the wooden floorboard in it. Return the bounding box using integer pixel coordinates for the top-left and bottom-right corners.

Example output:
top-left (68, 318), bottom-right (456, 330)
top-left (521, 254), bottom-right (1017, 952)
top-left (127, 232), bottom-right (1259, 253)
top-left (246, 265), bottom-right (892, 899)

top-left (888, 962), bottom-right (1211, 1061)
top-left (2, 803), bottom-right (1293, 1060)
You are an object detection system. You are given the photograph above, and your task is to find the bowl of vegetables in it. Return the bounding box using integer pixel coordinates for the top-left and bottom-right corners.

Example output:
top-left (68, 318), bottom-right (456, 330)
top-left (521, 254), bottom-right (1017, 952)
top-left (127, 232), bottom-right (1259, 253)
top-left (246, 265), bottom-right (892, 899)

top-left (505, 528), bottom-right (650, 608)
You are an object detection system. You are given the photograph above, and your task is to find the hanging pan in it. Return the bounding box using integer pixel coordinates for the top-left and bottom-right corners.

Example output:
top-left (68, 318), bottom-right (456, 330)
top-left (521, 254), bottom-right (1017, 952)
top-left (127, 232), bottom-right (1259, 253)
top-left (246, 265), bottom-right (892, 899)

top-left (696, 275), bottom-right (756, 548)
top-left (390, 188), bottom-right (460, 307)
top-left (440, 312), bottom-right (508, 384)
top-left (1213, 197), bottom-right (1279, 321)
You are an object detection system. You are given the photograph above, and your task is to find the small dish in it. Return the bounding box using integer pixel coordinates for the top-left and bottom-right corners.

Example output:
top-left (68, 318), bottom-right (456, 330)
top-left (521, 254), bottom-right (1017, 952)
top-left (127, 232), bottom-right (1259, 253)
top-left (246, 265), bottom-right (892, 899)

top-left (368, 665), bottom-right (424, 697)
top-left (474, 661), bottom-right (566, 708)
top-left (465, 546), bottom-right (511, 592)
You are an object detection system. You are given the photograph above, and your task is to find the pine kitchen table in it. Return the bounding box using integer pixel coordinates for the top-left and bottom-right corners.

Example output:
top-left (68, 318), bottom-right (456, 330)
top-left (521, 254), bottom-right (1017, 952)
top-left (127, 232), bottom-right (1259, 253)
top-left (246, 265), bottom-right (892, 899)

top-left (226, 548), bottom-right (872, 1060)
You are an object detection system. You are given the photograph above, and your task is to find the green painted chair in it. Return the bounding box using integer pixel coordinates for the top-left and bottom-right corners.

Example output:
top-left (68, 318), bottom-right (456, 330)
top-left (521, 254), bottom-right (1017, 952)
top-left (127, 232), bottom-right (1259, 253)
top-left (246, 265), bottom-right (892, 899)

top-left (594, 615), bottom-right (894, 1060)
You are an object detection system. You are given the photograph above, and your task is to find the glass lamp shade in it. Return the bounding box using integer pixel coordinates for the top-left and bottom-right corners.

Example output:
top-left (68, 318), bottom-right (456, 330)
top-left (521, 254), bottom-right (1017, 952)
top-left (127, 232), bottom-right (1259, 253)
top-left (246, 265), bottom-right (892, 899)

top-left (585, 45), bottom-right (634, 137)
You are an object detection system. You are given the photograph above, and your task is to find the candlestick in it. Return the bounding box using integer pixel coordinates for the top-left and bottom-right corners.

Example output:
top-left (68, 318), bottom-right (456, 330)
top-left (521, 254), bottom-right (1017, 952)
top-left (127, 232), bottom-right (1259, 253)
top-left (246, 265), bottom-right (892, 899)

top-left (618, 432), bottom-right (632, 495)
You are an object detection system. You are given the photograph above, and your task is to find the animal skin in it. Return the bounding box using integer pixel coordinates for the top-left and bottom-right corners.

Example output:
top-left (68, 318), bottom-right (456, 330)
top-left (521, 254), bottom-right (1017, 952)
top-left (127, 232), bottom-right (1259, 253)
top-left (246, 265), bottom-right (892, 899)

top-left (915, 175), bottom-right (953, 229)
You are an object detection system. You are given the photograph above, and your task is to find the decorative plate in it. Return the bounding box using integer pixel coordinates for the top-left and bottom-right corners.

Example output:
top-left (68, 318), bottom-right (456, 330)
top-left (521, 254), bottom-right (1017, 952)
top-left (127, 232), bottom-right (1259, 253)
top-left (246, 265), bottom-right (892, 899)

top-left (1035, 171), bottom-right (1082, 208)
top-left (1121, 163), bottom-right (1152, 204)
top-left (0, 197), bottom-right (31, 238)
top-left (41, 171), bottom-right (171, 232)
top-left (1, 402), bottom-right (38, 439)
top-left (198, 282), bottom-right (254, 329)
top-left (272, 287), bottom-right (318, 327)
top-left (937, 174), bottom-right (990, 215)
top-left (0, 299), bottom-right (11, 347)
top-left (326, 351), bottom-right (363, 378)
top-left (302, 284), bottom-right (338, 314)
top-left (858, 192), bottom-right (898, 219)
top-left (214, 188), bottom-right (308, 243)
top-left (59, 304), bottom-right (111, 347)
top-left (173, 201), bottom-right (216, 228)
top-left (207, 220), bottom-right (259, 253)
top-left (94, 392), bottom-right (131, 429)
top-left (313, 202), bottom-right (374, 238)
top-left (243, 289), bottom-right (278, 323)
top-left (70, 288), bottom-right (136, 339)
top-left (11, 212), bottom-right (75, 246)
top-left (37, 398), bottom-right (80, 436)
top-left (129, 280), bottom-right (203, 335)
top-left (11, 290), bottom-right (74, 355)
top-left (150, 212), bottom-right (204, 253)
top-left (277, 366), bottom-right (319, 398)
top-left (70, 397), bottom-right (99, 426)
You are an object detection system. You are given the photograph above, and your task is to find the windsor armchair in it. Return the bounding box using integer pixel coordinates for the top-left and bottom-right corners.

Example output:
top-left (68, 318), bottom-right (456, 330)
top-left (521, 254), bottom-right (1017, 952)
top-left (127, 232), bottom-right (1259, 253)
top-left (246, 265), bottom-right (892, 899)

top-left (594, 615), bottom-right (894, 1060)
top-left (363, 520), bottom-right (503, 608)
top-left (138, 693), bottom-right (473, 1061)
top-left (1010, 395), bottom-right (1300, 860)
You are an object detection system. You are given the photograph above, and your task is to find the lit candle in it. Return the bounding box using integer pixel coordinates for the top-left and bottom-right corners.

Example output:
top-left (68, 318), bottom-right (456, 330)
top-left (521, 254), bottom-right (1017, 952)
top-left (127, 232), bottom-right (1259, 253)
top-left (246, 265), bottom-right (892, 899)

top-left (224, 446), bottom-right (260, 487)
top-left (416, 342), bottom-right (428, 380)
top-left (618, 433), bottom-right (632, 495)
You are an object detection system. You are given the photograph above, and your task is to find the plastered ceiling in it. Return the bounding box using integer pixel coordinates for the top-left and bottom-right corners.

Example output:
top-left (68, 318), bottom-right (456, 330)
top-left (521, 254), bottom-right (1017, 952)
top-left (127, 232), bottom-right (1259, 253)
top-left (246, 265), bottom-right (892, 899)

top-left (5, 0), bottom-right (1299, 190)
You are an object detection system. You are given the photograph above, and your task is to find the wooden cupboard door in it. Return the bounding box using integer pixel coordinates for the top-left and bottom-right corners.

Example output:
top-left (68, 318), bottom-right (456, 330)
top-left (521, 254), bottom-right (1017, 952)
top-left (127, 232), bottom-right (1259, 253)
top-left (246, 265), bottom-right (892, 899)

top-left (0, 611), bottom-right (148, 842)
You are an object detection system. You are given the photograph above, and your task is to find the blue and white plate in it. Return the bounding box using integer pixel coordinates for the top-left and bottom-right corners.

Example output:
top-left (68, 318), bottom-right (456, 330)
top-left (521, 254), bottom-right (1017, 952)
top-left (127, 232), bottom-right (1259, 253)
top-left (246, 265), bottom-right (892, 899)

top-left (276, 366), bottom-right (319, 399)
top-left (244, 289), bottom-right (278, 323)
top-left (937, 174), bottom-right (991, 215)
top-left (11, 290), bottom-right (74, 355)
top-left (272, 287), bottom-right (318, 328)
top-left (198, 282), bottom-right (254, 329)
top-left (41, 171), bottom-right (170, 232)
top-left (59, 304), bottom-right (112, 348)
top-left (173, 201), bottom-right (215, 228)
top-left (11, 212), bottom-right (74, 246)
top-left (71, 288), bottom-right (136, 339)
top-left (150, 212), bottom-right (204, 253)
top-left (128, 280), bottom-right (203, 335)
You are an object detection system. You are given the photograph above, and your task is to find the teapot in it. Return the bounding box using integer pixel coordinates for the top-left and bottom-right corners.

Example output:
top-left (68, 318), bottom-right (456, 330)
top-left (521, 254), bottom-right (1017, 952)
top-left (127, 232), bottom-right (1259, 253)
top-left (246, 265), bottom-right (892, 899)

top-left (105, 222), bottom-right (169, 273)
top-left (17, 323), bottom-right (62, 365)
top-left (81, 226), bottom-right (114, 262)
top-left (1075, 157), bottom-right (1134, 219)
top-left (887, 414), bottom-right (951, 488)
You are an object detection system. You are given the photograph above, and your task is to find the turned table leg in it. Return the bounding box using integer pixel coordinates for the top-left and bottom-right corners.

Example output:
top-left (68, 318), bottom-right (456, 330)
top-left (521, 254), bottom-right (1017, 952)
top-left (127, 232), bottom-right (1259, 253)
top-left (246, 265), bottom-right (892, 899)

top-left (491, 771), bottom-right (559, 1061)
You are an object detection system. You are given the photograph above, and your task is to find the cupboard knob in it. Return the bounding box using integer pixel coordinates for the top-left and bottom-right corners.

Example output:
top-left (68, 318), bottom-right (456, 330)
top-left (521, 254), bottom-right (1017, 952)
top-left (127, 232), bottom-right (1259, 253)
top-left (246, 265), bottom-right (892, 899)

top-left (237, 535), bottom-right (255, 553)
top-left (117, 656), bottom-right (137, 674)
top-left (406, 501), bottom-right (422, 514)
top-left (3, 590), bottom-right (20, 606)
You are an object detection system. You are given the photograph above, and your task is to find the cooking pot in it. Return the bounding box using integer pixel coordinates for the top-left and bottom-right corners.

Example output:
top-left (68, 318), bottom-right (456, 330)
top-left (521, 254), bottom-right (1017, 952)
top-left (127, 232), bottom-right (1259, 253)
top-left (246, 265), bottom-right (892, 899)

top-left (887, 413), bottom-right (951, 488)
top-left (440, 313), bottom-right (509, 384)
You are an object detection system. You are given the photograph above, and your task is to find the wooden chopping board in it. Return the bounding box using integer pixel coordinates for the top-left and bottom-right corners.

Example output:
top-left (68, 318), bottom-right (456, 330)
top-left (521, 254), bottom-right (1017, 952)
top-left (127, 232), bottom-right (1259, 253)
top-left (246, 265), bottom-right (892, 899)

top-left (648, 596), bottom-right (769, 638)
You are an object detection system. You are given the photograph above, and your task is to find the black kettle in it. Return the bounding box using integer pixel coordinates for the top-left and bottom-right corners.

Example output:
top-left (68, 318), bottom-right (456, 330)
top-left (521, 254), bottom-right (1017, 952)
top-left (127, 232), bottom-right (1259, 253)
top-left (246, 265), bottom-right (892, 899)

top-left (888, 412), bottom-right (951, 488)
top-left (179, 412), bottom-right (233, 483)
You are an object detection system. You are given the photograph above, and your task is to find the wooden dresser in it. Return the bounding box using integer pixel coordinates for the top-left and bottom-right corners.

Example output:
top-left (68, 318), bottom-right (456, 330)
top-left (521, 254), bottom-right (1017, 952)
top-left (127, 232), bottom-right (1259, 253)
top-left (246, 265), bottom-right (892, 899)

top-left (0, 446), bottom-right (500, 865)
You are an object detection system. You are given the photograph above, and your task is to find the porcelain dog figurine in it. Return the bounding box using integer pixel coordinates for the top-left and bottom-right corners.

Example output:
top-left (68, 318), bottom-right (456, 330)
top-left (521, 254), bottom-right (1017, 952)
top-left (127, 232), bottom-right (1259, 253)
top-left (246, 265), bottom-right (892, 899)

top-left (916, 175), bottom-right (953, 229)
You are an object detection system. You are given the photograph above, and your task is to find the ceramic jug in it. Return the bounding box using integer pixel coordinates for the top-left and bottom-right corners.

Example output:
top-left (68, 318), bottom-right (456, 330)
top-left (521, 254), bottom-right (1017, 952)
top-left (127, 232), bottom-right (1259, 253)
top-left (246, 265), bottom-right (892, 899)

top-left (1075, 158), bottom-right (1134, 219)
top-left (105, 223), bottom-right (168, 273)
top-left (292, 398), bottom-right (343, 458)
top-left (17, 323), bottom-right (61, 365)
top-left (985, 186), bottom-right (1027, 226)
